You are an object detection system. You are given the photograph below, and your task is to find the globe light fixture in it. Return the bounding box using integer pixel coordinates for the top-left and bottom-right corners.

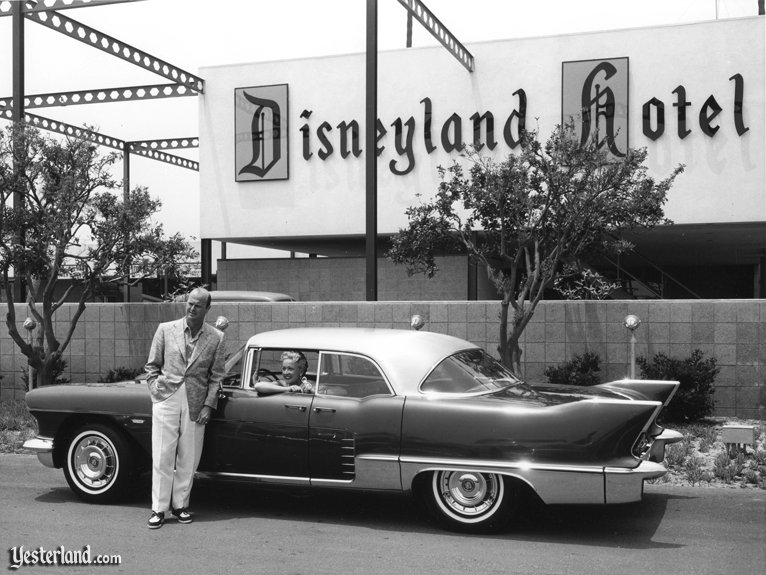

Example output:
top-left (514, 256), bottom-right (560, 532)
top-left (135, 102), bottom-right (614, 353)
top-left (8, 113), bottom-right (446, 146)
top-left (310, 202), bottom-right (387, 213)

top-left (624, 314), bottom-right (641, 331)
top-left (214, 316), bottom-right (230, 332)
top-left (410, 314), bottom-right (425, 331)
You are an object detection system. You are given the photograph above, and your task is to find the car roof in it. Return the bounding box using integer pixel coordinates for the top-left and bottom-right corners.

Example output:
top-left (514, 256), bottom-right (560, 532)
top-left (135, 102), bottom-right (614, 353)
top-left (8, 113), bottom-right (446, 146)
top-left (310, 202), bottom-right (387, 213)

top-left (246, 327), bottom-right (479, 394)
top-left (210, 290), bottom-right (295, 302)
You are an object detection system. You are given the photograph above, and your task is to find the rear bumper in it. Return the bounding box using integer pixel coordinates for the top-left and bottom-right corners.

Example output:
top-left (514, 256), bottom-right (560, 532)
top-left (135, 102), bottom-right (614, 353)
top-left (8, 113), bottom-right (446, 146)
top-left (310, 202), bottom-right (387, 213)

top-left (22, 436), bottom-right (55, 468)
top-left (604, 460), bottom-right (667, 503)
top-left (649, 428), bottom-right (684, 463)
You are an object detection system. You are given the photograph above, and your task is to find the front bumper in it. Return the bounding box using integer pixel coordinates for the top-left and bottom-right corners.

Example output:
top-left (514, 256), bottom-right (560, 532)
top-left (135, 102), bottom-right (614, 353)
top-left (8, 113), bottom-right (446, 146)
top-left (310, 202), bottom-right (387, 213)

top-left (22, 436), bottom-right (55, 468)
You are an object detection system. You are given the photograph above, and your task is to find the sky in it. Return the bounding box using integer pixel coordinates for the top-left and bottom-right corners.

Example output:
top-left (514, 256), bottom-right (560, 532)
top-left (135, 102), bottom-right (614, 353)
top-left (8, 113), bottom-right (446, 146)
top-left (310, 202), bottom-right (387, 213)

top-left (0, 0), bottom-right (760, 259)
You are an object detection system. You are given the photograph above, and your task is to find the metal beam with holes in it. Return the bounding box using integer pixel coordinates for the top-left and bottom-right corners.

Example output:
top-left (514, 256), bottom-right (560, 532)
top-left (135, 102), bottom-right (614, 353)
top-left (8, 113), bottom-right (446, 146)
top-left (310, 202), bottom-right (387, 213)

top-left (23, 9), bottom-right (204, 92)
top-left (395, 0), bottom-right (474, 72)
top-left (129, 144), bottom-right (199, 171)
top-left (130, 137), bottom-right (199, 151)
top-left (0, 0), bottom-right (145, 15)
top-left (2, 84), bottom-right (199, 110)
top-left (23, 112), bottom-right (126, 150)
top-left (0, 110), bottom-right (199, 172)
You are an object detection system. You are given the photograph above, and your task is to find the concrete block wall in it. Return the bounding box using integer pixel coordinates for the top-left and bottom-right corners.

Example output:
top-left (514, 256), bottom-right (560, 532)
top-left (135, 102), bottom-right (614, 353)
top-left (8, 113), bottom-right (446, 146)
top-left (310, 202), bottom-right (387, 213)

top-left (1, 300), bottom-right (764, 419)
top-left (217, 256), bottom-right (469, 301)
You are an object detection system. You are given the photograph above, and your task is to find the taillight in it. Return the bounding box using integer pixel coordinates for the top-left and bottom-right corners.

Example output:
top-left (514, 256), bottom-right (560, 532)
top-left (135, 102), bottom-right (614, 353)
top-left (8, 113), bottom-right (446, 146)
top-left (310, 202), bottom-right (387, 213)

top-left (632, 432), bottom-right (651, 459)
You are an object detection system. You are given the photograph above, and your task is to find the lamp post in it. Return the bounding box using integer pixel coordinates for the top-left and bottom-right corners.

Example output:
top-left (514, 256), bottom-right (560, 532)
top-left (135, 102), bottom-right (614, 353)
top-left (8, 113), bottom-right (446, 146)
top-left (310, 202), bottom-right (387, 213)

top-left (623, 314), bottom-right (641, 379)
top-left (23, 317), bottom-right (36, 389)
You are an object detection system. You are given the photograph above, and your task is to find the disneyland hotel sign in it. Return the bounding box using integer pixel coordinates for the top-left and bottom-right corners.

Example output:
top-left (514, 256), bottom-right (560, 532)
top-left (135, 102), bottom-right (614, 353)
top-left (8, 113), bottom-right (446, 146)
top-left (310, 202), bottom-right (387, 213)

top-left (234, 58), bottom-right (750, 182)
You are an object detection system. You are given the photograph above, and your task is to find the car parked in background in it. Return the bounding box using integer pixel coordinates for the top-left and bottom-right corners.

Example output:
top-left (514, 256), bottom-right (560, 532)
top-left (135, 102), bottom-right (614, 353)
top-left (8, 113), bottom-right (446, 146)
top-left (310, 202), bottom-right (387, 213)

top-left (23, 327), bottom-right (681, 532)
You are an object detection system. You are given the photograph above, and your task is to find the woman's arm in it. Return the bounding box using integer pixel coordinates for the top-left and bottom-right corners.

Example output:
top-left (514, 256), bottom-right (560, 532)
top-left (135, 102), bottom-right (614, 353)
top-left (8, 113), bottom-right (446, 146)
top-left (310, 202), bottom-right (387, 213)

top-left (254, 380), bottom-right (302, 394)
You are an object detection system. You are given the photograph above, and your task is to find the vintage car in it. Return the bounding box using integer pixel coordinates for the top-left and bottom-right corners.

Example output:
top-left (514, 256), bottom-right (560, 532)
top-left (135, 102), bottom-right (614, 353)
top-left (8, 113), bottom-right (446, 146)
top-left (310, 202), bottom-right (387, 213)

top-left (24, 327), bottom-right (681, 532)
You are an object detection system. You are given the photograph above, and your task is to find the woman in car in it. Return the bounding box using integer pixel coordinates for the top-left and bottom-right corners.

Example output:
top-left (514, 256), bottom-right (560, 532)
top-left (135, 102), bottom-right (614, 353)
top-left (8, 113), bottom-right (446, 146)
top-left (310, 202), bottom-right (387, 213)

top-left (254, 350), bottom-right (313, 395)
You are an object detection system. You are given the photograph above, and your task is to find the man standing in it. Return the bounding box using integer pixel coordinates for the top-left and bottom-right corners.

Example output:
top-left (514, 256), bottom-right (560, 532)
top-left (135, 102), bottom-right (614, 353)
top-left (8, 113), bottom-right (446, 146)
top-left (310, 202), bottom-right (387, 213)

top-left (145, 287), bottom-right (225, 529)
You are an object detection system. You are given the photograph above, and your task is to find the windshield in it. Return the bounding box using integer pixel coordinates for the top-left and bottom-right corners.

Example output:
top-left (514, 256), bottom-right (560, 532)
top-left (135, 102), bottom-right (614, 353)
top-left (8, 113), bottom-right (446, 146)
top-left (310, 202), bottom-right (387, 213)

top-left (420, 349), bottom-right (522, 394)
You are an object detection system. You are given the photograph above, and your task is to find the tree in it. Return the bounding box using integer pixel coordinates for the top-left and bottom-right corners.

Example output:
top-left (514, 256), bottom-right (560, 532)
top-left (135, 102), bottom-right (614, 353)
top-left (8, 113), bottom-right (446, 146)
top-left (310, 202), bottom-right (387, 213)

top-left (0, 123), bottom-right (197, 388)
top-left (387, 123), bottom-right (684, 375)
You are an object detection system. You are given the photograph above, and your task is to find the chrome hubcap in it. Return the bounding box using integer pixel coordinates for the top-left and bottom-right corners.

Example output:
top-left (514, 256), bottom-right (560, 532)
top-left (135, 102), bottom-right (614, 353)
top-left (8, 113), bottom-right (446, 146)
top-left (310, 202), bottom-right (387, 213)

top-left (72, 435), bottom-right (116, 489)
top-left (439, 471), bottom-right (498, 516)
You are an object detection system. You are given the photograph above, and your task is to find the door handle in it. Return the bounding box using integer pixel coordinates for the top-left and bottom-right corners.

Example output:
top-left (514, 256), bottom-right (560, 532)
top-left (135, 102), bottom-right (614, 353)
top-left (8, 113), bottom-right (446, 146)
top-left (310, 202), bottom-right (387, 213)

top-left (284, 404), bottom-right (307, 412)
top-left (313, 407), bottom-right (336, 413)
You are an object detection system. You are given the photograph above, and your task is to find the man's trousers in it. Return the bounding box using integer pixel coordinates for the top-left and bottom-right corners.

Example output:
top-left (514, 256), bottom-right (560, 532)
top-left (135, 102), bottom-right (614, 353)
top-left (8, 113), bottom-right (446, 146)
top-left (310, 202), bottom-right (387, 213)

top-left (151, 383), bottom-right (205, 513)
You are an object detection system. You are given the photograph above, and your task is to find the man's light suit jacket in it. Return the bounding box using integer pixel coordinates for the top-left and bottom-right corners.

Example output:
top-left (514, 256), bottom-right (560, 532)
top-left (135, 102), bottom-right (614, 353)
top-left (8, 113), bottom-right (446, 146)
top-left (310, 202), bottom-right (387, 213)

top-left (145, 318), bottom-right (226, 421)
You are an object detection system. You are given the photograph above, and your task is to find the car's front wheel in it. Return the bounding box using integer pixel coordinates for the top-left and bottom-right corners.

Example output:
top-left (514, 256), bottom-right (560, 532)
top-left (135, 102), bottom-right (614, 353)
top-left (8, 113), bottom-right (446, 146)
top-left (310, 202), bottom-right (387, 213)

top-left (63, 424), bottom-right (134, 503)
top-left (423, 470), bottom-right (516, 533)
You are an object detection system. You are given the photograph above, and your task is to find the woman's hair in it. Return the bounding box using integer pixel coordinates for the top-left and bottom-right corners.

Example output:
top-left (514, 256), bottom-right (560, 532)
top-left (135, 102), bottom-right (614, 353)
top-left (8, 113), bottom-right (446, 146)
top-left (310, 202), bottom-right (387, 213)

top-left (281, 350), bottom-right (308, 375)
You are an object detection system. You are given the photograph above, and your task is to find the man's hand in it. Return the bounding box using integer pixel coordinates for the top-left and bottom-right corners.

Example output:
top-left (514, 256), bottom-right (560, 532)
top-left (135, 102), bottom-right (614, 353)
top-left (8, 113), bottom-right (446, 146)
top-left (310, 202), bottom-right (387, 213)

top-left (197, 405), bottom-right (213, 425)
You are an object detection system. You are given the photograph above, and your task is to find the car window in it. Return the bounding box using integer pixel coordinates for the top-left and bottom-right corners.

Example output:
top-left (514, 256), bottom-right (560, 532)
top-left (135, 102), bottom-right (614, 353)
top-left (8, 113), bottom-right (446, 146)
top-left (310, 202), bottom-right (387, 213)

top-left (420, 349), bottom-right (521, 394)
top-left (221, 345), bottom-right (246, 388)
top-left (249, 348), bottom-right (319, 389)
top-left (316, 352), bottom-right (391, 398)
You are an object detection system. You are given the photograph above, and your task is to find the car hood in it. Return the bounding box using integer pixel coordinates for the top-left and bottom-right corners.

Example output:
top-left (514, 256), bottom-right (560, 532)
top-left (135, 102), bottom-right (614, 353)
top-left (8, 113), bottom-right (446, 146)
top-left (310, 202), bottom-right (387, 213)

top-left (26, 381), bottom-right (152, 416)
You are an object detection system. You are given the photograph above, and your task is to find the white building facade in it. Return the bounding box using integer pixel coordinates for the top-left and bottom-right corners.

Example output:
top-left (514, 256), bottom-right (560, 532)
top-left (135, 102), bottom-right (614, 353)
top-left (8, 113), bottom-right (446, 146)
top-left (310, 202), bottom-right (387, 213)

top-left (199, 17), bottom-right (765, 300)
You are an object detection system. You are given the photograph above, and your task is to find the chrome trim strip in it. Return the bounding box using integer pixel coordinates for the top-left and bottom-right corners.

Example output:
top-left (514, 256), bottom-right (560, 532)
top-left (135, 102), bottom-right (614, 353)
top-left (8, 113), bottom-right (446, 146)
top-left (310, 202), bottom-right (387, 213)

top-left (196, 471), bottom-right (310, 485)
top-left (356, 454), bottom-right (399, 462)
top-left (398, 455), bottom-right (604, 474)
top-left (311, 478), bottom-right (354, 486)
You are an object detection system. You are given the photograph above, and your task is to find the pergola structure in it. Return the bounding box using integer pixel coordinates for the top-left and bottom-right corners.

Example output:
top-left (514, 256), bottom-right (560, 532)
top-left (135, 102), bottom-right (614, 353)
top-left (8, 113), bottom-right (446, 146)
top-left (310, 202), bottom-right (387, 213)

top-left (2, 0), bottom-right (473, 301)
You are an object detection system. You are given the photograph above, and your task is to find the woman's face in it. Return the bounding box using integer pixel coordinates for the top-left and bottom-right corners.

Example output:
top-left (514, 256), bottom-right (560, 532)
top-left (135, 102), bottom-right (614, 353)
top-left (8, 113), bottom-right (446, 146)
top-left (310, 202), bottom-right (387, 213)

top-left (281, 359), bottom-right (302, 385)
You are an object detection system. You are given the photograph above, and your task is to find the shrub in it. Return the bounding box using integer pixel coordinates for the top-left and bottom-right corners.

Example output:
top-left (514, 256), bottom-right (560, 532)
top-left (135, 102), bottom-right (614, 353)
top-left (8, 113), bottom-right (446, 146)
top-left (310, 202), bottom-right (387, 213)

top-left (684, 456), bottom-right (705, 485)
top-left (665, 442), bottom-right (688, 468)
top-left (544, 352), bottom-right (601, 387)
top-left (0, 400), bottom-right (36, 431)
top-left (713, 451), bottom-right (735, 483)
top-left (102, 366), bottom-right (144, 383)
top-left (636, 349), bottom-right (719, 422)
top-left (21, 356), bottom-right (70, 390)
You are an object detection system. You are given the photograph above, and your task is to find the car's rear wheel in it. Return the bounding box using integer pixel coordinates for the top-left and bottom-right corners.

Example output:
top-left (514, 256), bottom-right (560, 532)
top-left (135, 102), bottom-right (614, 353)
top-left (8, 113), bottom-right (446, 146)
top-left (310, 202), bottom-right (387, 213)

top-left (63, 424), bottom-right (133, 503)
top-left (423, 470), bottom-right (516, 533)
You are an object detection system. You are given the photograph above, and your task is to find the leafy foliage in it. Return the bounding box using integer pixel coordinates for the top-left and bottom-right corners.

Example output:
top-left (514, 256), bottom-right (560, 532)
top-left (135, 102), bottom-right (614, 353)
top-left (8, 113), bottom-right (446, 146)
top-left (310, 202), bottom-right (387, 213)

top-left (544, 351), bottom-right (601, 386)
top-left (102, 366), bottom-right (144, 383)
top-left (0, 123), bottom-right (197, 387)
top-left (552, 264), bottom-right (620, 300)
top-left (388, 122), bottom-right (683, 373)
top-left (636, 349), bottom-right (719, 422)
top-left (20, 356), bottom-right (69, 390)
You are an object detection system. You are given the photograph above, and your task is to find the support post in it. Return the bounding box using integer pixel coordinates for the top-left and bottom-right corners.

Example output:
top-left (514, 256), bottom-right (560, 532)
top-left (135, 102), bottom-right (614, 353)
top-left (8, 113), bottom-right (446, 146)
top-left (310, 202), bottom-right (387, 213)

top-left (123, 142), bottom-right (130, 302)
top-left (365, 0), bottom-right (378, 301)
top-left (201, 239), bottom-right (212, 288)
top-left (12, 2), bottom-right (25, 303)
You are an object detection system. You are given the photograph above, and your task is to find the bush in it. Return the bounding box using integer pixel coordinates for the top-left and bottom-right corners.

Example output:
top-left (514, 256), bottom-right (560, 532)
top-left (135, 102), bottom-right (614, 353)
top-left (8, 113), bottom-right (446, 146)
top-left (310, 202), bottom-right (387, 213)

top-left (544, 351), bottom-right (601, 386)
top-left (636, 349), bottom-right (718, 422)
top-left (102, 366), bottom-right (144, 383)
top-left (0, 400), bottom-right (36, 431)
top-left (21, 356), bottom-right (70, 390)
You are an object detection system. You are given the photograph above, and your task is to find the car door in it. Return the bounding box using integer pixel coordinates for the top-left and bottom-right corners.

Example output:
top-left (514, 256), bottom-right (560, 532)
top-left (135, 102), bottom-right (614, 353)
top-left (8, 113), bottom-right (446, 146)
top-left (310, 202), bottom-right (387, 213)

top-left (201, 347), bottom-right (313, 480)
top-left (309, 351), bottom-right (403, 490)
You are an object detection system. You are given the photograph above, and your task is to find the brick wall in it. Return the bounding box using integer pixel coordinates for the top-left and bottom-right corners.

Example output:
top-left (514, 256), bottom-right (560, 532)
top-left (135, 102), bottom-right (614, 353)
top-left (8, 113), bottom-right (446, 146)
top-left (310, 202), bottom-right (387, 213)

top-left (2, 300), bottom-right (764, 419)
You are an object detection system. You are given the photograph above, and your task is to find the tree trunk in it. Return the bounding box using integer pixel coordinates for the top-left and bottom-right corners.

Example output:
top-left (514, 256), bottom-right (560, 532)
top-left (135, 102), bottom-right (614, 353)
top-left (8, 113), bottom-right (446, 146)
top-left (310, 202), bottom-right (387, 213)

top-left (497, 299), bottom-right (537, 378)
top-left (35, 358), bottom-right (53, 389)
